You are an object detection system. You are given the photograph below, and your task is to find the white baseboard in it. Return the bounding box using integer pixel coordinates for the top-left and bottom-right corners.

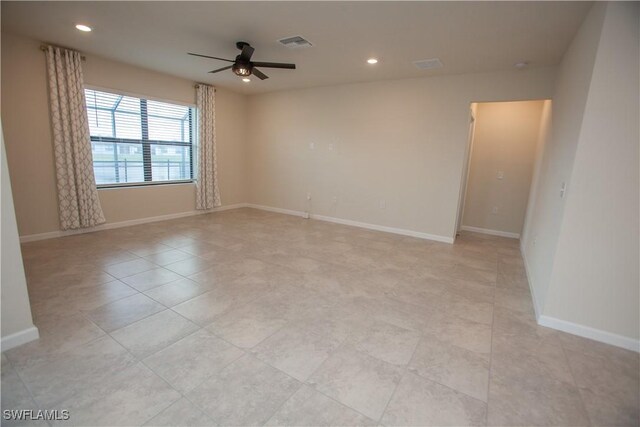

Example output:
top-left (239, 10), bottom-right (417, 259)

top-left (460, 225), bottom-right (520, 239)
top-left (20, 202), bottom-right (454, 244)
top-left (19, 203), bottom-right (247, 243)
top-left (247, 204), bottom-right (454, 244)
top-left (1, 326), bottom-right (39, 352)
top-left (244, 204), bottom-right (308, 219)
top-left (311, 213), bottom-right (454, 243)
top-left (520, 241), bottom-right (639, 353)
top-left (538, 315), bottom-right (640, 353)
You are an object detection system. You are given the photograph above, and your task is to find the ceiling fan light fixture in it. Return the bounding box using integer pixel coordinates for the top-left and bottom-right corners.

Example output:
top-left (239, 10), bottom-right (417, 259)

top-left (189, 42), bottom-right (296, 82)
top-left (232, 62), bottom-right (251, 76)
top-left (367, 58), bottom-right (378, 64)
top-left (242, 78), bottom-right (251, 82)
top-left (75, 24), bottom-right (92, 32)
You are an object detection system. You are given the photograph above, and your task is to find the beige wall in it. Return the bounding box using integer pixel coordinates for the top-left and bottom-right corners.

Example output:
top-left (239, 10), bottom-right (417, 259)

top-left (521, 3), bottom-right (605, 313)
top-left (1, 32), bottom-right (247, 236)
top-left (523, 2), bottom-right (639, 344)
top-left (462, 100), bottom-right (545, 235)
top-left (247, 68), bottom-right (556, 240)
top-left (1, 129), bottom-right (37, 342)
top-left (543, 2), bottom-right (640, 341)
top-left (521, 100), bottom-right (552, 249)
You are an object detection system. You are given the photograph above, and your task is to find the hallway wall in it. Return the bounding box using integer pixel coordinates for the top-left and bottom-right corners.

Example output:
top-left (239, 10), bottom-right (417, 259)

top-left (462, 100), bottom-right (546, 237)
top-left (522, 2), bottom-right (639, 348)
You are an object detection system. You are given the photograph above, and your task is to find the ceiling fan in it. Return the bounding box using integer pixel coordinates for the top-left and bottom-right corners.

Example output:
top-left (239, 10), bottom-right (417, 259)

top-left (188, 41), bottom-right (296, 80)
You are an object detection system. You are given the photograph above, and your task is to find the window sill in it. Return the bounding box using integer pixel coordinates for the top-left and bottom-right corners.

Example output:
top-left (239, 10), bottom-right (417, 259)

top-left (97, 180), bottom-right (195, 190)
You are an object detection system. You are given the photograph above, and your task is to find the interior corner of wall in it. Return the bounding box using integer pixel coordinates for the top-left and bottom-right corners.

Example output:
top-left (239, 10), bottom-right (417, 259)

top-left (520, 240), bottom-right (543, 321)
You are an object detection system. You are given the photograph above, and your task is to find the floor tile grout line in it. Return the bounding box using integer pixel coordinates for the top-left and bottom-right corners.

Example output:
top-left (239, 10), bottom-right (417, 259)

top-left (256, 329), bottom-right (348, 387)
top-left (108, 317), bottom-right (203, 361)
top-left (159, 348), bottom-right (286, 426)
top-left (556, 337), bottom-right (594, 426)
top-left (485, 272), bottom-right (498, 427)
top-left (256, 370), bottom-right (305, 425)
top-left (139, 394), bottom-right (213, 427)
top-left (406, 339), bottom-right (493, 405)
top-left (375, 327), bottom-right (428, 425)
top-left (105, 337), bottom-right (184, 427)
top-left (11, 327), bottom-right (140, 420)
top-left (160, 388), bottom-right (217, 426)
top-left (238, 342), bottom-right (384, 425)
top-left (378, 304), bottom-right (494, 407)
top-left (137, 336), bottom-right (245, 399)
top-left (311, 386), bottom-right (379, 424)
top-left (310, 337), bottom-right (402, 423)
top-left (83, 297), bottom-right (167, 335)
top-left (140, 345), bottom-right (242, 418)
top-left (29, 278), bottom-right (139, 321)
top-left (5, 357), bottom-right (55, 427)
top-left (10, 308), bottom-right (119, 377)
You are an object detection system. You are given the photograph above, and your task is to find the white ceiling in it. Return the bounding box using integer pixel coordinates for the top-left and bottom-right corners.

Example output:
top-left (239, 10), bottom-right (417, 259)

top-left (2, 1), bottom-right (592, 95)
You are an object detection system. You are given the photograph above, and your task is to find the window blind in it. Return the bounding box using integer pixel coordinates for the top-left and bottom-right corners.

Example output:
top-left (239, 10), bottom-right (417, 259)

top-left (85, 88), bottom-right (196, 187)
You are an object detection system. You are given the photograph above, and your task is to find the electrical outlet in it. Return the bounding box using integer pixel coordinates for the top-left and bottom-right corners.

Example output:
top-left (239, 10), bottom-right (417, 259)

top-left (492, 206), bottom-right (499, 214)
top-left (332, 196), bottom-right (338, 204)
top-left (497, 171), bottom-right (504, 180)
top-left (306, 193), bottom-right (312, 200)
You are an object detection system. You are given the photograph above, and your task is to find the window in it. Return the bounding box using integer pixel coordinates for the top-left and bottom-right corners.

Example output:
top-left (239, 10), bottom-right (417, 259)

top-left (84, 88), bottom-right (196, 187)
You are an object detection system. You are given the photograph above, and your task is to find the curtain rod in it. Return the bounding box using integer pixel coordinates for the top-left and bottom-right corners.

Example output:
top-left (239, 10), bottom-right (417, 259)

top-left (40, 44), bottom-right (86, 61)
top-left (194, 84), bottom-right (216, 92)
top-left (40, 44), bottom-right (212, 91)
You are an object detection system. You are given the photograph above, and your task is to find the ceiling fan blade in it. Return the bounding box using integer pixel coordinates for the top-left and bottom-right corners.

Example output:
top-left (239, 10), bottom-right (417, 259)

top-left (239, 44), bottom-right (255, 62)
top-left (208, 65), bottom-right (233, 74)
top-left (188, 52), bottom-right (234, 63)
top-left (251, 62), bottom-right (296, 70)
top-left (252, 68), bottom-right (269, 80)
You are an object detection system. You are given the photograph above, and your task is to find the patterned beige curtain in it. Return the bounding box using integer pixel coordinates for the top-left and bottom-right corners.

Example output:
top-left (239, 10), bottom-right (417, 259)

top-left (195, 84), bottom-right (221, 210)
top-left (45, 46), bottom-right (105, 230)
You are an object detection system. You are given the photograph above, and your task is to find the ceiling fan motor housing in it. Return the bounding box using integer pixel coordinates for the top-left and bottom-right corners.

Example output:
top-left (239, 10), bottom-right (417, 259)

top-left (232, 61), bottom-right (252, 76)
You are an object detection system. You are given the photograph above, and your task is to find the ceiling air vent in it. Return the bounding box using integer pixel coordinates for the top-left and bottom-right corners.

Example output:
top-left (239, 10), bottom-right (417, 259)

top-left (413, 58), bottom-right (443, 70)
top-left (278, 35), bottom-right (313, 49)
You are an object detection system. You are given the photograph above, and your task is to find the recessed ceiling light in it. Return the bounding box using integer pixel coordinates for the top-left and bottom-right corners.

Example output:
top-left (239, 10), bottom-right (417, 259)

top-left (75, 24), bottom-right (92, 32)
top-left (514, 61), bottom-right (529, 69)
top-left (367, 58), bottom-right (378, 64)
top-left (242, 78), bottom-right (251, 83)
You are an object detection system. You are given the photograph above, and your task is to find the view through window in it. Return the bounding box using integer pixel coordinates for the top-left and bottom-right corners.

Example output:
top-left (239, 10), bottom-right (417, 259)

top-left (85, 88), bottom-right (195, 186)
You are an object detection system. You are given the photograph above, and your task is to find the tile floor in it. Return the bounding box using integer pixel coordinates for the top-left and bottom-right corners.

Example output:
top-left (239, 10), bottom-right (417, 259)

top-left (2, 208), bottom-right (638, 426)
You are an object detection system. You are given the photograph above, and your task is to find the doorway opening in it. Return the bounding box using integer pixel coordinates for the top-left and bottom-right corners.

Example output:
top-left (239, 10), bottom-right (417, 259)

top-left (456, 99), bottom-right (551, 240)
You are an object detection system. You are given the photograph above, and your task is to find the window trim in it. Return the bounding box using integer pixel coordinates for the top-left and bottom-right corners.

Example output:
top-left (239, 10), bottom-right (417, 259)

top-left (85, 86), bottom-right (197, 189)
top-left (96, 180), bottom-right (195, 190)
